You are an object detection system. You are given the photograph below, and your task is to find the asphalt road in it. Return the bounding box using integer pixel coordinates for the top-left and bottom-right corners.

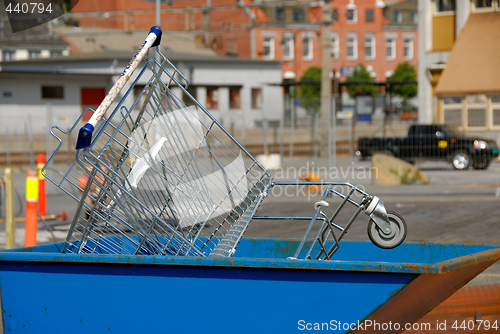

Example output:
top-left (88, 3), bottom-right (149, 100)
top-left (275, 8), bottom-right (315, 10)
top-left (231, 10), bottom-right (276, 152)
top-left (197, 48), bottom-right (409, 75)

top-left (2, 158), bottom-right (500, 246)
top-left (0, 157), bottom-right (499, 333)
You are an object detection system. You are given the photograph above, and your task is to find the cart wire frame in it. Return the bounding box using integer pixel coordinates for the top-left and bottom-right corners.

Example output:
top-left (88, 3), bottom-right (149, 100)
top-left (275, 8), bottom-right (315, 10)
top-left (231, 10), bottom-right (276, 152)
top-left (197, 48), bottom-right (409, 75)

top-left (43, 27), bottom-right (404, 259)
top-left (44, 48), bottom-right (272, 257)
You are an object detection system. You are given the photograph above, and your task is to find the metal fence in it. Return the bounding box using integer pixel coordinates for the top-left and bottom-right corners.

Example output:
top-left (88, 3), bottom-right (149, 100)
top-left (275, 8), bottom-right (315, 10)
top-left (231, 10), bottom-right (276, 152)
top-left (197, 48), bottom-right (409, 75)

top-left (2, 96), bottom-right (498, 171)
top-left (248, 96), bottom-right (415, 161)
top-left (0, 97), bottom-right (416, 165)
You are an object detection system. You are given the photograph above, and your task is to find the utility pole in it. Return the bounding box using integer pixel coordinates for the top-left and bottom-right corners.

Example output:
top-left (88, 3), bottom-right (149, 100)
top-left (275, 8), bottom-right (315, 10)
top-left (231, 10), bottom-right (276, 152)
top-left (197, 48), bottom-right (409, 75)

top-left (320, 0), bottom-right (332, 158)
top-left (156, 0), bottom-right (161, 27)
top-left (204, 0), bottom-right (211, 46)
top-left (155, 0), bottom-right (162, 66)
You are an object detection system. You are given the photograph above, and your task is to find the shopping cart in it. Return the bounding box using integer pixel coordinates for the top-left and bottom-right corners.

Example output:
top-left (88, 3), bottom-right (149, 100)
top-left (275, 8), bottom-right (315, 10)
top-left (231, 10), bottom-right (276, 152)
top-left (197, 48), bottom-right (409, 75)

top-left (43, 26), bottom-right (407, 259)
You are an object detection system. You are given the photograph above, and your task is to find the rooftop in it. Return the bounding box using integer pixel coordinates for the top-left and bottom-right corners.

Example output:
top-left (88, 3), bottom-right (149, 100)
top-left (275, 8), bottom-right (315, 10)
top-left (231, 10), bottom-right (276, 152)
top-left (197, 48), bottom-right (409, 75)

top-left (57, 26), bottom-right (219, 56)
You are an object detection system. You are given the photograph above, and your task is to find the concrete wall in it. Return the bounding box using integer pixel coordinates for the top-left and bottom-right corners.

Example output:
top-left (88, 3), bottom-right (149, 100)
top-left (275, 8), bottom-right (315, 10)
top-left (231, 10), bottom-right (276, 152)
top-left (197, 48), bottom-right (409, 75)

top-left (418, 0), bottom-right (435, 124)
top-left (0, 74), bottom-right (110, 134)
top-left (0, 57), bottom-right (283, 134)
top-left (191, 62), bottom-right (283, 128)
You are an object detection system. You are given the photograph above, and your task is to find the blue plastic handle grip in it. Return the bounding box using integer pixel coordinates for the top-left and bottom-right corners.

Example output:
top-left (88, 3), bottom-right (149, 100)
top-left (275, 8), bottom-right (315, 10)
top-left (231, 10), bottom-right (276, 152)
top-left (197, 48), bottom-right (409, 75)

top-left (75, 123), bottom-right (95, 150)
top-left (150, 26), bottom-right (162, 47)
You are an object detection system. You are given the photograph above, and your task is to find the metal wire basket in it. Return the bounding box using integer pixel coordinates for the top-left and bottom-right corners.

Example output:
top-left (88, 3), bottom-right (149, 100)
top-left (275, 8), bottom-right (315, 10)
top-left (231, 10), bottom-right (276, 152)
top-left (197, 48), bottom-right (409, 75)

top-left (44, 27), bottom-right (406, 259)
top-left (43, 27), bottom-right (271, 257)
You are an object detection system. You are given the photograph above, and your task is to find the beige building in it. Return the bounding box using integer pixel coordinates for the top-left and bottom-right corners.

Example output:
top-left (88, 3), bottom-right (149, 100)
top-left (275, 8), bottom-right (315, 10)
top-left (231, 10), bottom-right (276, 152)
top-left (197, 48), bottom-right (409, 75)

top-left (418, 0), bottom-right (500, 135)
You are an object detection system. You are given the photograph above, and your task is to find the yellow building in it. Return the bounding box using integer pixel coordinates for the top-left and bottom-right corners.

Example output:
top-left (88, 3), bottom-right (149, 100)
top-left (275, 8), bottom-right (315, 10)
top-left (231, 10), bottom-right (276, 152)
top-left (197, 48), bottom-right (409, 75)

top-left (418, 0), bottom-right (500, 135)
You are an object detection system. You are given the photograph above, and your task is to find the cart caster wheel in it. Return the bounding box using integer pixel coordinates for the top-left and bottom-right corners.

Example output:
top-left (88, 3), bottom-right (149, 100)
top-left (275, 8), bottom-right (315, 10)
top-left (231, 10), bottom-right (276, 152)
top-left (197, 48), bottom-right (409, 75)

top-left (367, 211), bottom-right (407, 249)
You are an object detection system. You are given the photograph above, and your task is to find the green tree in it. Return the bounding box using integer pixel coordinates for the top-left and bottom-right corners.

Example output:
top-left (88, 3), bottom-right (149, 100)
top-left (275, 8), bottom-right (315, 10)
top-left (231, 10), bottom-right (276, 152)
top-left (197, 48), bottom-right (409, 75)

top-left (389, 62), bottom-right (417, 111)
top-left (296, 66), bottom-right (321, 116)
top-left (296, 66), bottom-right (321, 156)
top-left (345, 65), bottom-right (379, 99)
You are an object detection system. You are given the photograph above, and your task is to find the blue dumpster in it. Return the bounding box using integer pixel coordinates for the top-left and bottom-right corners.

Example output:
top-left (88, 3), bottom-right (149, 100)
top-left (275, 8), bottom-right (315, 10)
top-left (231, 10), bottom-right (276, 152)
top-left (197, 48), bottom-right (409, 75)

top-left (0, 238), bottom-right (498, 333)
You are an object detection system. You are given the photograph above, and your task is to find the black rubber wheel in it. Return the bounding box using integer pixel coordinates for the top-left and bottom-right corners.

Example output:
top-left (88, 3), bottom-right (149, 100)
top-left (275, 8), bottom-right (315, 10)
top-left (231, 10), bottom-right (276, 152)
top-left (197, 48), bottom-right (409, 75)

top-left (367, 211), bottom-right (407, 249)
top-left (472, 158), bottom-right (490, 170)
top-left (451, 151), bottom-right (471, 170)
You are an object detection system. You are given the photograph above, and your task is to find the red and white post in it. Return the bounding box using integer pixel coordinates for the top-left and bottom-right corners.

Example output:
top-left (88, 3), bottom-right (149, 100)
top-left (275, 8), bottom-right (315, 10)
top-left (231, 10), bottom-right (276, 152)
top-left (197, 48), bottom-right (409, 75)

top-left (37, 153), bottom-right (46, 217)
top-left (24, 170), bottom-right (39, 247)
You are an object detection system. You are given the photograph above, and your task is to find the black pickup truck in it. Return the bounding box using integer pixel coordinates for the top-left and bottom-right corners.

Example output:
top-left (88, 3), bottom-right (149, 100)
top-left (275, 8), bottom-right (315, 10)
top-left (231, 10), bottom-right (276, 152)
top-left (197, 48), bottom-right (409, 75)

top-left (357, 124), bottom-right (499, 170)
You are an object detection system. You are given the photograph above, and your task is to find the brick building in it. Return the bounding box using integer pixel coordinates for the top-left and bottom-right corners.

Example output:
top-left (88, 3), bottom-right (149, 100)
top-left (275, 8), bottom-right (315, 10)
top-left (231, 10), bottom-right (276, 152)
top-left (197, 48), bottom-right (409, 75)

top-left (70, 0), bottom-right (418, 82)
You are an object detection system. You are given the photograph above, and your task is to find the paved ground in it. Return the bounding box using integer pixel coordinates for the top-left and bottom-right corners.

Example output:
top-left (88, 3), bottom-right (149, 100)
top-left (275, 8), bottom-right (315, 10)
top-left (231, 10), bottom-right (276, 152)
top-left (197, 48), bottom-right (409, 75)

top-left (3, 158), bottom-right (500, 244)
top-left (1, 157), bottom-right (500, 284)
top-left (247, 158), bottom-right (500, 244)
top-left (0, 157), bottom-right (500, 332)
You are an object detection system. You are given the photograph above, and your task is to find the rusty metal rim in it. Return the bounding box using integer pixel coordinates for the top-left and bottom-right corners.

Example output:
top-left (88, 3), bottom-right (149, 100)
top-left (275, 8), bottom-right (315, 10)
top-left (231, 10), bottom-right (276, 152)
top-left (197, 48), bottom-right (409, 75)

top-left (1, 240), bottom-right (499, 275)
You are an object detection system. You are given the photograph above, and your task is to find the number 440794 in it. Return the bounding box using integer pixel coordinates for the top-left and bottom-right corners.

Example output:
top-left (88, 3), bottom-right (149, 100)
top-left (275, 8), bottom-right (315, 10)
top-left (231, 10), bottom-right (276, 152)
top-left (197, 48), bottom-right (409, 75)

top-left (452, 320), bottom-right (498, 330)
top-left (6, 2), bottom-right (53, 14)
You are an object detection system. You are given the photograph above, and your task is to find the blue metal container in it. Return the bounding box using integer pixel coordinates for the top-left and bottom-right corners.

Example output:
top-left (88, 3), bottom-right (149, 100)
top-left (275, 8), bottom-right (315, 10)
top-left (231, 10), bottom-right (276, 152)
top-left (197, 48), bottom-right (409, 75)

top-left (0, 239), bottom-right (498, 333)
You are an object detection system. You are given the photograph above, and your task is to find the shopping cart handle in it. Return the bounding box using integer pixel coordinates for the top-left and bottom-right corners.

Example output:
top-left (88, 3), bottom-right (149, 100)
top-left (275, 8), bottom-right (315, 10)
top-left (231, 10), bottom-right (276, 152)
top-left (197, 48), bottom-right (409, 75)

top-left (150, 26), bottom-right (162, 47)
top-left (75, 26), bottom-right (162, 150)
top-left (76, 123), bottom-right (94, 150)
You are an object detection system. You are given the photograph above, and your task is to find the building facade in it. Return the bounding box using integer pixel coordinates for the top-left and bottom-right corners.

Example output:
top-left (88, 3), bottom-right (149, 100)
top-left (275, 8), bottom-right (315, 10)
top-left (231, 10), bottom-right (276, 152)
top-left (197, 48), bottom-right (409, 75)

top-left (419, 0), bottom-right (500, 135)
top-left (69, 0), bottom-right (418, 83)
top-left (0, 53), bottom-right (283, 134)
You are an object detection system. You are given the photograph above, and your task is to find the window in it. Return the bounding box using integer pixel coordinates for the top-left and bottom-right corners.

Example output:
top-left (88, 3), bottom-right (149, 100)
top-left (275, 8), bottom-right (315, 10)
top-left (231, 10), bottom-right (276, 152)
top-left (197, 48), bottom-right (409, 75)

top-left (386, 38), bottom-right (396, 60)
top-left (410, 10), bottom-right (418, 24)
top-left (442, 96), bottom-right (463, 128)
top-left (436, 0), bottom-right (456, 12)
top-left (2, 50), bottom-right (15, 61)
top-left (30, 51), bottom-right (41, 59)
top-left (473, 0), bottom-right (494, 8)
top-left (347, 34), bottom-right (357, 60)
top-left (493, 109), bottom-right (500, 126)
top-left (206, 87), bottom-right (218, 109)
top-left (404, 38), bottom-right (413, 59)
top-left (492, 95), bottom-right (500, 127)
top-left (332, 9), bottom-right (338, 22)
top-left (366, 8), bottom-right (374, 22)
top-left (347, 9), bottom-right (357, 23)
top-left (393, 10), bottom-right (402, 23)
top-left (330, 35), bottom-right (339, 59)
top-left (365, 34), bottom-right (375, 60)
top-left (251, 88), bottom-right (262, 109)
top-left (42, 86), bottom-right (64, 99)
top-left (293, 8), bottom-right (304, 22)
top-left (303, 36), bottom-right (313, 60)
top-left (466, 94), bottom-right (487, 104)
top-left (283, 35), bottom-right (294, 60)
top-left (229, 87), bottom-right (241, 109)
top-left (263, 36), bottom-right (275, 60)
top-left (444, 109), bottom-right (462, 127)
top-left (443, 96), bottom-right (463, 104)
top-left (468, 109), bottom-right (487, 127)
top-left (466, 94), bottom-right (487, 128)
top-left (491, 95), bottom-right (500, 103)
top-left (276, 7), bottom-right (285, 21)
